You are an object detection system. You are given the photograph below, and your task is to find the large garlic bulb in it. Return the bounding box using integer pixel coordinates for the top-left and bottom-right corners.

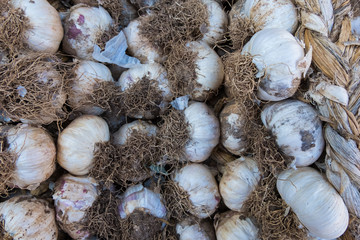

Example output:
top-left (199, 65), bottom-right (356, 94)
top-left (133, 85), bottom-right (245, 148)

top-left (62, 5), bottom-right (113, 59)
top-left (230, 0), bottom-right (298, 34)
top-left (57, 115), bottom-right (110, 175)
top-left (10, 0), bottom-right (63, 53)
top-left (5, 124), bottom-right (56, 190)
top-left (53, 174), bottom-right (99, 240)
top-left (215, 211), bottom-right (259, 240)
top-left (219, 157), bottom-right (260, 211)
top-left (176, 218), bottom-right (216, 240)
top-left (242, 28), bottom-right (311, 101)
top-left (0, 195), bottom-right (58, 239)
top-left (261, 100), bottom-right (324, 167)
top-left (69, 60), bottom-right (114, 115)
top-left (277, 167), bottom-right (349, 239)
top-left (174, 164), bottom-right (220, 218)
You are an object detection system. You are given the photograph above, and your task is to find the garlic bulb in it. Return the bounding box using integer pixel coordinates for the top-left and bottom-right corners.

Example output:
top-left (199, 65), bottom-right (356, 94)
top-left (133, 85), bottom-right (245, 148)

top-left (219, 101), bottom-right (248, 155)
top-left (176, 218), bottom-right (216, 240)
top-left (10, 0), bottom-right (63, 53)
top-left (69, 60), bottom-right (114, 115)
top-left (174, 164), bottom-right (220, 218)
top-left (215, 211), bottom-right (259, 240)
top-left (112, 120), bottom-right (158, 146)
top-left (0, 195), bottom-right (58, 239)
top-left (53, 174), bottom-right (99, 240)
top-left (117, 63), bottom-right (172, 119)
top-left (57, 115), bottom-right (110, 175)
top-left (261, 100), bottom-right (324, 167)
top-left (242, 28), bottom-right (311, 101)
top-left (184, 101), bottom-right (220, 163)
top-left (62, 5), bottom-right (113, 59)
top-left (219, 157), bottom-right (260, 211)
top-left (230, 0), bottom-right (298, 34)
top-left (277, 167), bottom-right (349, 239)
top-left (5, 124), bottom-right (56, 190)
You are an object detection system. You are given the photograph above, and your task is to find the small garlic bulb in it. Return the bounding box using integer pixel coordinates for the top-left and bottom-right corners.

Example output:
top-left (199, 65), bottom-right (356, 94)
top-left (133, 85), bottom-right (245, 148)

top-left (57, 115), bottom-right (110, 175)
top-left (62, 5), bottom-right (113, 59)
top-left (6, 124), bottom-right (56, 190)
top-left (215, 211), bottom-right (259, 240)
top-left (69, 60), bottom-right (114, 115)
top-left (0, 195), bottom-right (58, 239)
top-left (242, 28), bottom-right (311, 101)
top-left (277, 167), bottom-right (349, 239)
top-left (10, 0), bottom-right (64, 53)
top-left (219, 157), bottom-right (260, 211)
top-left (174, 164), bottom-right (220, 218)
top-left (176, 218), bottom-right (216, 240)
top-left (261, 100), bottom-right (324, 167)
top-left (53, 174), bottom-right (99, 240)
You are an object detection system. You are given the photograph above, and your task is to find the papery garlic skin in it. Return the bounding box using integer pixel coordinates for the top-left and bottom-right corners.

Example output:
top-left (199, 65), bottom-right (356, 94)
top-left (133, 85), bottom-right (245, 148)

top-left (242, 28), bottom-right (311, 101)
top-left (277, 167), bottom-right (349, 239)
top-left (184, 101), bottom-right (220, 163)
top-left (69, 60), bottom-right (114, 115)
top-left (112, 120), bottom-right (158, 146)
top-left (261, 100), bottom-right (324, 167)
top-left (176, 218), bottom-right (215, 240)
top-left (11, 0), bottom-right (63, 53)
top-left (62, 5), bottom-right (113, 59)
top-left (230, 0), bottom-right (298, 34)
top-left (57, 115), bottom-right (110, 175)
top-left (215, 211), bottom-right (259, 240)
top-left (53, 174), bottom-right (99, 240)
top-left (118, 184), bottom-right (167, 219)
top-left (174, 164), bottom-right (220, 218)
top-left (0, 195), bottom-right (58, 240)
top-left (219, 157), bottom-right (260, 211)
top-left (6, 124), bottom-right (56, 190)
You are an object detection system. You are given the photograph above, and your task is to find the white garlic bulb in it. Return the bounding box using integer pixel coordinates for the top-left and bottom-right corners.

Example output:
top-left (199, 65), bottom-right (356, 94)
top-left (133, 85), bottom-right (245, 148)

top-left (261, 100), bottom-right (324, 167)
top-left (69, 60), bottom-right (114, 115)
top-left (57, 115), bottom-right (110, 175)
top-left (174, 164), bottom-right (220, 218)
top-left (219, 157), bottom-right (260, 211)
top-left (176, 218), bottom-right (216, 240)
top-left (0, 195), bottom-right (58, 239)
top-left (230, 0), bottom-right (298, 34)
top-left (277, 167), bottom-right (349, 239)
top-left (53, 174), bottom-right (99, 240)
top-left (242, 28), bottom-right (311, 101)
top-left (10, 0), bottom-right (63, 53)
top-left (219, 101), bottom-right (248, 155)
top-left (183, 101), bottom-right (220, 163)
top-left (215, 211), bottom-right (259, 240)
top-left (62, 5), bottom-right (113, 60)
top-left (6, 124), bottom-right (56, 190)
top-left (112, 120), bottom-right (158, 146)
top-left (117, 63), bottom-right (172, 119)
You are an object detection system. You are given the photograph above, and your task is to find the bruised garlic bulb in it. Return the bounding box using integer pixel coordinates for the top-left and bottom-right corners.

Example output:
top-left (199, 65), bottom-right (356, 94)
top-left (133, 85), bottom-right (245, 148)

top-left (176, 218), bottom-right (216, 240)
top-left (215, 211), bottom-right (259, 240)
top-left (261, 100), bottom-right (324, 167)
top-left (53, 174), bottom-right (99, 240)
top-left (277, 167), bottom-right (349, 239)
top-left (63, 5), bottom-right (113, 59)
top-left (219, 157), bottom-right (260, 211)
top-left (69, 60), bottom-right (114, 115)
top-left (242, 28), bottom-right (311, 101)
top-left (57, 115), bottom-right (110, 175)
top-left (0, 195), bottom-right (58, 239)
top-left (174, 164), bottom-right (220, 218)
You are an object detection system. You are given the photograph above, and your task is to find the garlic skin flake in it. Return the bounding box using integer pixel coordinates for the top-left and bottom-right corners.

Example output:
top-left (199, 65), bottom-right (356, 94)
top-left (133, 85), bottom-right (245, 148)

top-left (0, 195), bottom-right (58, 240)
top-left (6, 124), bottom-right (56, 190)
top-left (174, 164), bottom-right (220, 218)
top-left (53, 174), bottom-right (99, 240)
top-left (261, 100), bottom-right (324, 167)
top-left (57, 115), bottom-right (110, 176)
top-left (11, 0), bottom-right (64, 53)
top-left (277, 167), bottom-right (349, 239)
top-left (242, 28), bottom-right (311, 101)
